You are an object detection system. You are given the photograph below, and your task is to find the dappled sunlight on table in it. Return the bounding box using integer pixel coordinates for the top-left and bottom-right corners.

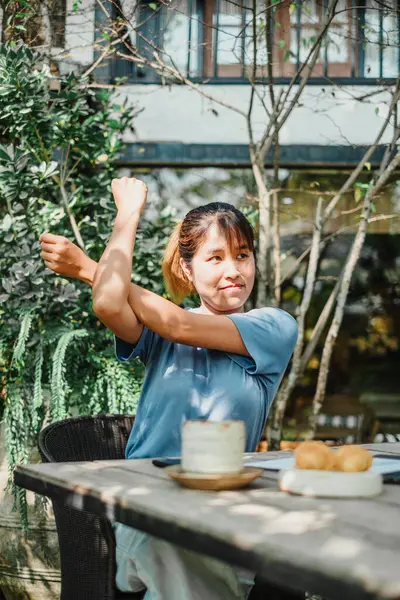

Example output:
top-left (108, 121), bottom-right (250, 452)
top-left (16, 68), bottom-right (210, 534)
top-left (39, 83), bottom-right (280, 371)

top-left (321, 536), bottom-right (363, 559)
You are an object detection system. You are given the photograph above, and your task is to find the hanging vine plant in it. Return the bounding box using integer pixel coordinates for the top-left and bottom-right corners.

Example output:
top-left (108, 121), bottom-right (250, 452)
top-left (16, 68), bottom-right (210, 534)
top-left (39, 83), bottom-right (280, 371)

top-left (0, 42), bottom-right (174, 523)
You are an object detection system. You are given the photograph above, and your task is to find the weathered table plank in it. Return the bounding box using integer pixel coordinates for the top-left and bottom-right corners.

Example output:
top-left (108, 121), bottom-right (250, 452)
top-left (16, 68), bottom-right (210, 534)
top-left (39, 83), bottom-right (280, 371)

top-left (14, 445), bottom-right (400, 600)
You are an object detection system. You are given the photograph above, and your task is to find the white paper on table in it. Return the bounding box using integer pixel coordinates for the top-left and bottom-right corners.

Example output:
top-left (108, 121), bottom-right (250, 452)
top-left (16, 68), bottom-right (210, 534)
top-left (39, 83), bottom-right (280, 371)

top-left (245, 457), bottom-right (295, 470)
top-left (245, 456), bottom-right (400, 475)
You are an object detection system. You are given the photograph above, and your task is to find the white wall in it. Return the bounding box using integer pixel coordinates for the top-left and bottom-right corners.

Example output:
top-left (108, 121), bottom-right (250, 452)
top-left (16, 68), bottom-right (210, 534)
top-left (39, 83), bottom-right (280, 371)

top-left (115, 84), bottom-right (396, 147)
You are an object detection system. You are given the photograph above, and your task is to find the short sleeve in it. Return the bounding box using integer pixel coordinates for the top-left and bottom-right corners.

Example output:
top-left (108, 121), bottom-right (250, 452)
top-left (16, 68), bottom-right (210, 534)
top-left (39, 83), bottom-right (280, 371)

top-left (114, 326), bottom-right (156, 365)
top-left (226, 307), bottom-right (298, 378)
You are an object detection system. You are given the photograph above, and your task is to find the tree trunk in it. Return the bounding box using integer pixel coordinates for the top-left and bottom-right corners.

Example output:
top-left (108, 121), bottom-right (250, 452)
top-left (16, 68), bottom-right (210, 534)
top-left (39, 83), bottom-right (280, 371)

top-left (267, 198), bottom-right (323, 449)
top-left (307, 152), bottom-right (400, 437)
top-left (272, 191), bottom-right (280, 307)
top-left (252, 161), bottom-right (271, 308)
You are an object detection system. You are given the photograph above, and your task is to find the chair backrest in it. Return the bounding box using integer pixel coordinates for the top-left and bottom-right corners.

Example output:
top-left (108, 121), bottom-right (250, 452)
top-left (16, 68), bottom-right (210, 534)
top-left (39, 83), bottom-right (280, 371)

top-left (315, 395), bottom-right (377, 444)
top-left (39, 414), bottom-right (135, 463)
top-left (286, 395), bottom-right (378, 446)
top-left (39, 414), bottom-right (137, 600)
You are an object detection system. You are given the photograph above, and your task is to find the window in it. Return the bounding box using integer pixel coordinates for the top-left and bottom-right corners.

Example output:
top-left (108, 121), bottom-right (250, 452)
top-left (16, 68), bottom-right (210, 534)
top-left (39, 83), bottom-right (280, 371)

top-left (363, 0), bottom-right (399, 78)
top-left (115, 0), bottom-right (400, 81)
top-left (275, 0), bottom-right (354, 78)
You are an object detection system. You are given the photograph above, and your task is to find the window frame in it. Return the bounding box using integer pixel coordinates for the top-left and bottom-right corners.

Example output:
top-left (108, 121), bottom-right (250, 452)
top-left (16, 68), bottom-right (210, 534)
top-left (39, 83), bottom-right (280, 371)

top-left (109, 0), bottom-right (400, 84)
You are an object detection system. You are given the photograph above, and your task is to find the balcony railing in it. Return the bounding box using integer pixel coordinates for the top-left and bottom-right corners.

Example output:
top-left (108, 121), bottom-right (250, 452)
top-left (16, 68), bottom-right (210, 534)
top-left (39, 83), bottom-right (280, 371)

top-left (111, 0), bottom-right (400, 84)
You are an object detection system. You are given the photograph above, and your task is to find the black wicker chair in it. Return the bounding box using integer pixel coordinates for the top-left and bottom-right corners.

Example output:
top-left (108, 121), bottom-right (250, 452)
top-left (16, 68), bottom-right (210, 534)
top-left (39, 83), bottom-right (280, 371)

top-left (39, 414), bottom-right (145, 600)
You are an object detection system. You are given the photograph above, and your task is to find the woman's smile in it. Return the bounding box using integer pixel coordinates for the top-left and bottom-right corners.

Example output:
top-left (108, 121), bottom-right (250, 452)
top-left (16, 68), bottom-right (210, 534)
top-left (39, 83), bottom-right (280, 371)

top-left (220, 284), bottom-right (244, 292)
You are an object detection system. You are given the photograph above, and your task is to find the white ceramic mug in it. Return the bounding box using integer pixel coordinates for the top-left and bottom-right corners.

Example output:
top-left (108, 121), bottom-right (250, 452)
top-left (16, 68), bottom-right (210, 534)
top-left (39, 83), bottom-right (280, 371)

top-left (182, 420), bottom-right (246, 475)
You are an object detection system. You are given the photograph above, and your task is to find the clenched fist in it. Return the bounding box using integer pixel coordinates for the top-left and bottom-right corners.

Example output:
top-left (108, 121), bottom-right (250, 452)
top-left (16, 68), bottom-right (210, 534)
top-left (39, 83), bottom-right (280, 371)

top-left (39, 233), bottom-right (87, 280)
top-left (111, 177), bottom-right (148, 218)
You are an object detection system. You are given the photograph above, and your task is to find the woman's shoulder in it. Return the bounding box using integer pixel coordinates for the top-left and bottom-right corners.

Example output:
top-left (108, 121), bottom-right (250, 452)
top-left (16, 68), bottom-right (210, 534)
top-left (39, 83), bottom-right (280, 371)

top-left (243, 306), bottom-right (298, 343)
top-left (245, 305), bottom-right (297, 323)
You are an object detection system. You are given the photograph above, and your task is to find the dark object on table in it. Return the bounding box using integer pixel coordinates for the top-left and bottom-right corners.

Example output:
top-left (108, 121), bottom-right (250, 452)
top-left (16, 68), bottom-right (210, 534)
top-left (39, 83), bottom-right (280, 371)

top-left (39, 414), bottom-right (145, 600)
top-left (152, 457), bottom-right (181, 468)
top-left (248, 577), bottom-right (306, 600)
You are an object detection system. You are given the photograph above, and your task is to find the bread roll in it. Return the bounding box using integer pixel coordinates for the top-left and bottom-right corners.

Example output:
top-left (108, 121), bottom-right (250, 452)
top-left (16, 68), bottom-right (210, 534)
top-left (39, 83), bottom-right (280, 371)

top-left (294, 441), bottom-right (335, 471)
top-left (334, 446), bottom-right (373, 472)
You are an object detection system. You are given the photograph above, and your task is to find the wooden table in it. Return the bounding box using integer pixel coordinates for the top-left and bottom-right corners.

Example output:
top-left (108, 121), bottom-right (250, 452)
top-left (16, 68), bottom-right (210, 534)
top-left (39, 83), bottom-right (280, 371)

top-left (14, 443), bottom-right (400, 600)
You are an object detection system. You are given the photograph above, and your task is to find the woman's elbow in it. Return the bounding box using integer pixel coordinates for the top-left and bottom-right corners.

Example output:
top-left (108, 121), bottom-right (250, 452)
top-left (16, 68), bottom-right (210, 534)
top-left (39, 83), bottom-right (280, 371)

top-left (92, 296), bottom-right (120, 317)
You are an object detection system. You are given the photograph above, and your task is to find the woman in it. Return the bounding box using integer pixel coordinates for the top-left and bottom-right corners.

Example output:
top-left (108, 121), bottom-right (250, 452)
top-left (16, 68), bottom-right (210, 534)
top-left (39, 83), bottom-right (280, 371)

top-left (39, 177), bottom-right (298, 600)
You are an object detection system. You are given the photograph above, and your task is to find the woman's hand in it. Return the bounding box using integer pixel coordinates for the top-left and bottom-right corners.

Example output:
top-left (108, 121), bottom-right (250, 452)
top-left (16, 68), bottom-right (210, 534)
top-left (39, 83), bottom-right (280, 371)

top-left (39, 233), bottom-right (96, 285)
top-left (111, 177), bottom-right (148, 218)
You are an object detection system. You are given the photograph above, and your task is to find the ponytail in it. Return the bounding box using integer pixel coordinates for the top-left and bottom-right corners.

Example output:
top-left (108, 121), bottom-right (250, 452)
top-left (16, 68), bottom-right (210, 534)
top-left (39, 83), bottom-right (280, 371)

top-left (162, 221), bottom-right (194, 304)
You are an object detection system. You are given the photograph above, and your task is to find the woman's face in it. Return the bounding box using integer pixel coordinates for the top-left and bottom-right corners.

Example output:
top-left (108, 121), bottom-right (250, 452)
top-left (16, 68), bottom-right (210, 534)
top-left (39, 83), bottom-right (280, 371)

top-left (180, 222), bottom-right (255, 314)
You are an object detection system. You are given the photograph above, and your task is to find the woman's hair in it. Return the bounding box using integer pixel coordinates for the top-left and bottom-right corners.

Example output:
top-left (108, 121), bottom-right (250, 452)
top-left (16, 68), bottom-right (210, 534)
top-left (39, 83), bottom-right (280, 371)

top-left (162, 202), bottom-right (255, 303)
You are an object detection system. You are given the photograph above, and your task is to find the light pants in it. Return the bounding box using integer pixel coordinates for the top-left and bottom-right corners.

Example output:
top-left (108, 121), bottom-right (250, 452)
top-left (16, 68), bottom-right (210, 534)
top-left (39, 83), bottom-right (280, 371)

top-left (115, 523), bottom-right (251, 600)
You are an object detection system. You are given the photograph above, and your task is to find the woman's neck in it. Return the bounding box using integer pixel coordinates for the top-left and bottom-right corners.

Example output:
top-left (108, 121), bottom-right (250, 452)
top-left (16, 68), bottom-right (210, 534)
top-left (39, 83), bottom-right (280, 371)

top-left (197, 299), bottom-right (245, 316)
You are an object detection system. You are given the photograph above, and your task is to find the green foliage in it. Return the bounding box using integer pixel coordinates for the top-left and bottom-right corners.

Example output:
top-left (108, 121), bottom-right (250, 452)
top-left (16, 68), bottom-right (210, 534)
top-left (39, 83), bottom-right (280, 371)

top-left (0, 0), bottom-right (37, 41)
top-left (50, 329), bottom-right (89, 421)
top-left (82, 352), bottom-right (144, 415)
top-left (0, 42), bottom-right (176, 521)
top-left (12, 309), bottom-right (35, 363)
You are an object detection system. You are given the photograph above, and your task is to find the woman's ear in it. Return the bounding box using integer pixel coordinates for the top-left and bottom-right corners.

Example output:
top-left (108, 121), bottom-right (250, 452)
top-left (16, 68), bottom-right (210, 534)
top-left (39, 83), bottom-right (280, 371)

top-left (180, 258), bottom-right (193, 282)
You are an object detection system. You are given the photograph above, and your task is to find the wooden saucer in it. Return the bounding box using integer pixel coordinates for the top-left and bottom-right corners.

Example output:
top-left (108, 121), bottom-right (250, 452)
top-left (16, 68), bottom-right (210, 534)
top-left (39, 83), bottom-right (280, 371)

top-left (166, 466), bottom-right (264, 490)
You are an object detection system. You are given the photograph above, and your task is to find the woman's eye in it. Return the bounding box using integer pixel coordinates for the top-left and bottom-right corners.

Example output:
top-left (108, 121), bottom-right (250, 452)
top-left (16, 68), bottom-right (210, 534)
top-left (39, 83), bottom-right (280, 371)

top-left (210, 256), bottom-right (222, 262)
top-left (238, 253), bottom-right (248, 259)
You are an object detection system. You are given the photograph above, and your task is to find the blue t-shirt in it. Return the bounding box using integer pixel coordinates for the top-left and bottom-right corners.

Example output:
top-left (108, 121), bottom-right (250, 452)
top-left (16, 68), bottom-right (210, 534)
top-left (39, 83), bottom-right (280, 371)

top-left (115, 307), bottom-right (298, 459)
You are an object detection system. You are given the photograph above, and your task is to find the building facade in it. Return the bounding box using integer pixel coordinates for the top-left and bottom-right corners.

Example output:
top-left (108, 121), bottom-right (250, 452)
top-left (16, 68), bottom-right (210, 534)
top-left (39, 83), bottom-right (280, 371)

top-left (12, 0), bottom-right (398, 168)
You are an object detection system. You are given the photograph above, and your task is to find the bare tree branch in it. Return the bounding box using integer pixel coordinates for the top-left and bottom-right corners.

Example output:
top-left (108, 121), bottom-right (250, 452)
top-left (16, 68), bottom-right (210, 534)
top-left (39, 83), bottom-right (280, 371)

top-left (299, 276), bottom-right (341, 374)
top-left (253, 164), bottom-right (271, 307)
top-left (82, 31), bottom-right (131, 79)
top-left (307, 150), bottom-right (400, 437)
top-left (59, 182), bottom-right (86, 251)
top-left (324, 78), bottom-right (400, 221)
top-left (258, 0), bottom-right (339, 160)
top-left (272, 190), bottom-right (281, 306)
top-left (269, 197), bottom-right (323, 447)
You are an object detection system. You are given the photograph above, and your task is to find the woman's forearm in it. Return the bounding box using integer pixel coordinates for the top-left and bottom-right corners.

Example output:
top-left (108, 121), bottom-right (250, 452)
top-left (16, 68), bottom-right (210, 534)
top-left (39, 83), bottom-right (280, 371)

top-left (92, 212), bottom-right (140, 314)
top-left (80, 252), bottom-right (179, 339)
top-left (127, 283), bottom-right (184, 342)
top-left (79, 255), bottom-right (97, 287)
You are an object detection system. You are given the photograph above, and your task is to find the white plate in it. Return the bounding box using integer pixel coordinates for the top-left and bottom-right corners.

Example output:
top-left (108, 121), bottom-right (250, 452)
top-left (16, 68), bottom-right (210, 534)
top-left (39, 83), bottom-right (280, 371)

top-left (279, 469), bottom-right (383, 498)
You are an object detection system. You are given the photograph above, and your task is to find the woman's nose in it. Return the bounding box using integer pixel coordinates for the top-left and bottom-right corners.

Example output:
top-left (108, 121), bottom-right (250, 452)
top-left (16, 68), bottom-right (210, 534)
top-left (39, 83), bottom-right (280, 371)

top-left (224, 261), bottom-right (240, 278)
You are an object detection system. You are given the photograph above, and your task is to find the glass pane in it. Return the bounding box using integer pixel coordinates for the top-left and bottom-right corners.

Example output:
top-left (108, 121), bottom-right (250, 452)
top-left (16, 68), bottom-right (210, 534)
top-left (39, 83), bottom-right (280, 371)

top-left (215, 13), bottom-right (243, 66)
top-left (120, 0), bottom-right (138, 46)
top-left (326, 27), bottom-right (349, 63)
top-left (364, 1), bottom-right (383, 77)
top-left (382, 9), bottom-right (398, 77)
top-left (161, 0), bottom-right (201, 76)
top-left (326, 0), bottom-right (350, 65)
top-left (243, 0), bottom-right (268, 66)
top-left (296, 0), bottom-right (319, 25)
top-left (363, 0), bottom-right (398, 78)
top-left (288, 0), bottom-right (350, 66)
top-left (290, 26), bottom-right (322, 64)
top-left (213, 0), bottom-right (248, 68)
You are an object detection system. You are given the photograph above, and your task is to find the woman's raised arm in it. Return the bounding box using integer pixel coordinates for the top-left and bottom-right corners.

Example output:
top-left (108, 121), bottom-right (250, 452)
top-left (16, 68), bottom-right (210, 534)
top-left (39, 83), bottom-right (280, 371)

top-left (126, 284), bottom-right (249, 355)
top-left (39, 235), bottom-right (248, 354)
top-left (39, 232), bottom-right (144, 344)
top-left (91, 178), bottom-right (147, 314)
top-left (40, 177), bottom-right (148, 345)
